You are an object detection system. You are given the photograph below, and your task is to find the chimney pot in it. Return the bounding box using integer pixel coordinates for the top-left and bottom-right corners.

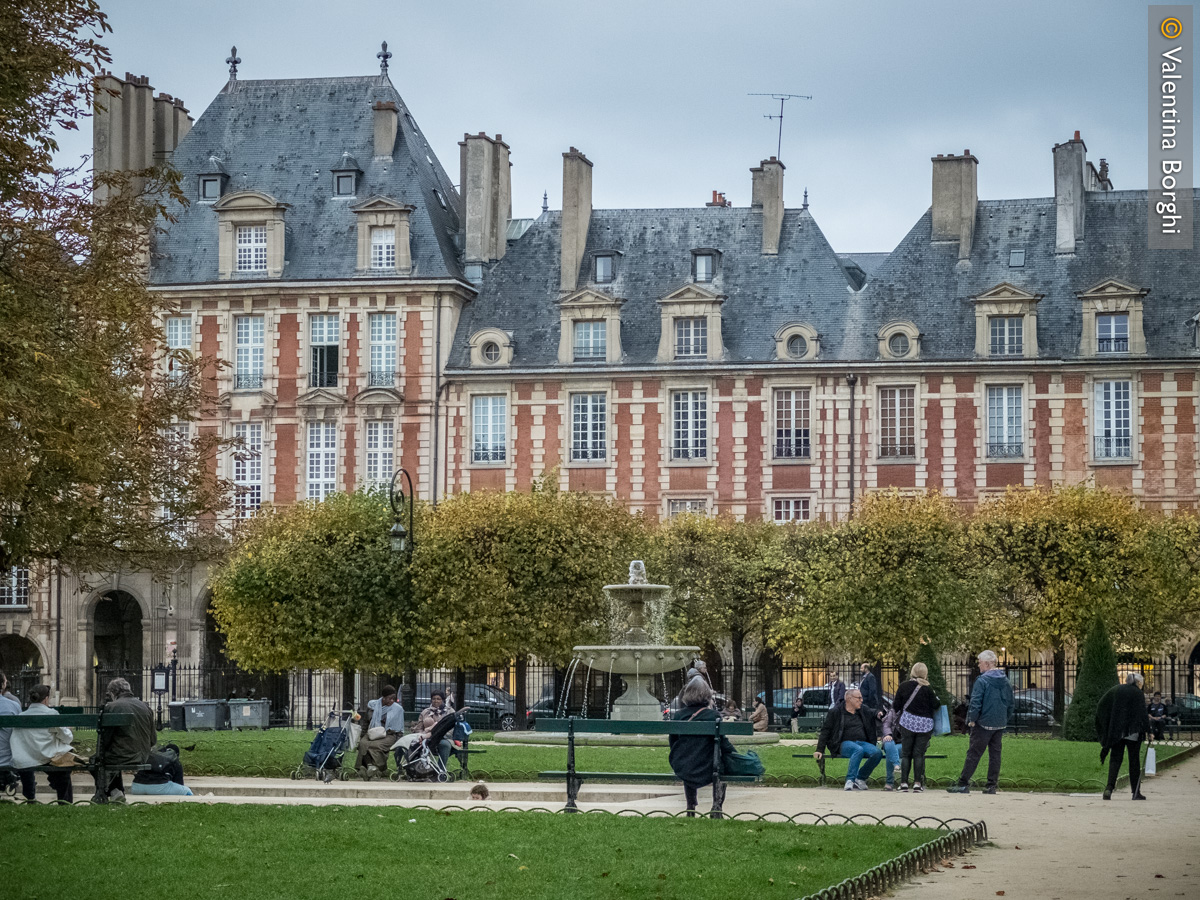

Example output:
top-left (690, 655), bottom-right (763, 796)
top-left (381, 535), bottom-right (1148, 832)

top-left (1074, 130), bottom-right (1081, 141)
top-left (964, 149), bottom-right (970, 156)
top-left (495, 134), bottom-right (502, 142)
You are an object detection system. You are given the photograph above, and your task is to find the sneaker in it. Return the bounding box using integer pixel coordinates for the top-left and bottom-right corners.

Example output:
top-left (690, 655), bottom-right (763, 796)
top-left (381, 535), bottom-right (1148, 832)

top-left (912, 782), bottom-right (924, 793)
top-left (108, 788), bottom-right (125, 802)
top-left (844, 781), bottom-right (858, 791)
top-left (899, 782), bottom-right (909, 792)
top-left (885, 783), bottom-right (895, 792)
top-left (983, 786), bottom-right (998, 795)
top-left (854, 778), bottom-right (869, 791)
top-left (944, 784), bottom-right (967, 794)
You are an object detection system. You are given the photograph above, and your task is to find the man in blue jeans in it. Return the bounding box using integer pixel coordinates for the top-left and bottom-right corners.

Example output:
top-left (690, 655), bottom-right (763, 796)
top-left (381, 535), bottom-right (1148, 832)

top-left (814, 688), bottom-right (882, 791)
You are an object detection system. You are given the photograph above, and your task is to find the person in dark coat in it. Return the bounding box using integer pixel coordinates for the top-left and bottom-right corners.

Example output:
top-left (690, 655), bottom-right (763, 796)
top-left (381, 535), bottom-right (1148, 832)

top-left (99, 677), bottom-right (156, 800)
top-left (857, 663), bottom-right (881, 710)
top-left (668, 676), bottom-right (736, 816)
top-left (1147, 692), bottom-right (1168, 742)
top-left (1096, 672), bottom-right (1150, 801)
top-left (814, 688), bottom-right (882, 790)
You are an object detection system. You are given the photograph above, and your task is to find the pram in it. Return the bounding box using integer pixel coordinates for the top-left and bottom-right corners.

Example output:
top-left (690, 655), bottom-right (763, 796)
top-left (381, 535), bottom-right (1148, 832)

top-left (395, 708), bottom-right (465, 783)
top-left (294, 709), bottom-right (360, 782)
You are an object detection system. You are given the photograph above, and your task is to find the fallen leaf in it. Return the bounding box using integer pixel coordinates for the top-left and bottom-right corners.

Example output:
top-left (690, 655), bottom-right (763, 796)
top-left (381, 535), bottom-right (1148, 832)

top-left (518, 866), bottom-right (528, 871)
top-left (963, 865), bottom-right (977, 869)
top-left (996, 892), bottom-right (1005, 896)
top-left (1156, 874), bottom-right (1166, 879)
top-left (768, 878), bottom-right (774, 884)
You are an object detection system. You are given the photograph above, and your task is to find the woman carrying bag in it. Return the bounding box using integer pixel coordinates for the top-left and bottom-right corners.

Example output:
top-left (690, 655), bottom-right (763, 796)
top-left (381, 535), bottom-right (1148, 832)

top-left (891, 662), bottom-right (939, 792)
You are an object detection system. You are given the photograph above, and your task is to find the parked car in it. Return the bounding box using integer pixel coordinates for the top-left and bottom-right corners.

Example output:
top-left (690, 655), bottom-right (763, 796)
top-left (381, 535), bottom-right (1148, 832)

top-left (754, 687), bottom-right (892, 728)
top-left (1009, 695), bottom-right (1056, 729)
top-left (415, 682), bottom-right (517, 731)
top-left (1014, 689), bottom-right (1072, 709)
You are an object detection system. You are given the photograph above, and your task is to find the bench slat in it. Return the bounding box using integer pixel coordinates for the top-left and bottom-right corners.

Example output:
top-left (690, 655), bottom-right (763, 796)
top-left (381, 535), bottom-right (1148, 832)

top-left (0, 714), bottom-right (135, 728)
top-left (531, 718), bottom-right (754, 736)
top-left (537, 770), bottom-right (760, 783)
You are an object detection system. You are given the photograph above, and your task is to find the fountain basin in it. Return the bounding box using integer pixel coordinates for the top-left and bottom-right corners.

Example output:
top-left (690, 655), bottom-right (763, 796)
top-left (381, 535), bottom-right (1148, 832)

top-left (572, 645), bottom-right (700, 676)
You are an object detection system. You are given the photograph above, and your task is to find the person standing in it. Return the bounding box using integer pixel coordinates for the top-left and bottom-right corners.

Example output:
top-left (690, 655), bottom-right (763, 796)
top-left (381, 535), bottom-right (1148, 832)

top-left (827, 668), bottom-right (846, 707)
top-left (99, 677), bottom-right (156, 800)
top-left (355, 685), bottom-right (405, 778)
top-left (814, 688), bottom-right (883, 791)
top-left (858, 663), bottom-right (881, 711)
top-left (1147, 692), bottom-right (1168, 742)
top-left (9, 684), bottom-right (74, 803)
top-left (1097, 673), bottom-right (1151, 801)
top-left (892, 663), bottom-right (939, 792)
top-left (947, 650), bottom-right (1013, 795)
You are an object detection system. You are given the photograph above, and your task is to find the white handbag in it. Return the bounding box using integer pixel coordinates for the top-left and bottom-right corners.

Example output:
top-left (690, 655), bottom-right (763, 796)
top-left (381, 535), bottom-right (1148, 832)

top-left (1145, 746), bottom-right (1157, 776)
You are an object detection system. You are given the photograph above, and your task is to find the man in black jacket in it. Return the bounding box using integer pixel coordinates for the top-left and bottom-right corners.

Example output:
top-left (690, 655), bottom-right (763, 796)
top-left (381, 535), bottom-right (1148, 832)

top-left (813, 688), bottom-right (882, 791)
top-left (99, 677), bottom-right (156, 801)
top-left (1096, 673), bottom-right (1151, 801)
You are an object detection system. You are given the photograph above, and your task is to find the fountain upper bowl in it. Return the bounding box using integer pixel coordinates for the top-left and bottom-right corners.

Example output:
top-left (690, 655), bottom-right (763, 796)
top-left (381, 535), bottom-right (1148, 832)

top-left (572, 644), bottom-right (700, 676)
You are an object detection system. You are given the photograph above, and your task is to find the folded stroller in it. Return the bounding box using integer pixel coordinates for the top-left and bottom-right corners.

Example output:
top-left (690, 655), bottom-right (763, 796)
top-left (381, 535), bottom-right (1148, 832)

top-left (295, 709), bottom-right (360, 782)
top-left (397, 709), bottom-right (463, 783)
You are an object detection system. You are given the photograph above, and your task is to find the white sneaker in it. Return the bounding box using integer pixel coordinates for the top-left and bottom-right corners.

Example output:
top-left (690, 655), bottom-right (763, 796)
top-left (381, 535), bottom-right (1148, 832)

top-left (843, 781), bottom-right (858, 791)
top-left (912, 782), bottom-right (924, 793)
top-left (855, 779), bottom-right (869, 791)
top-left (108, 788), bottom-right (125, 802)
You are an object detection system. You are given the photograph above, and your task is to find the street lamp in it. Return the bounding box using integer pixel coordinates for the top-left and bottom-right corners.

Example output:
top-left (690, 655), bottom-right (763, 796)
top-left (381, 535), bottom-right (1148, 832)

top-left (389, 468), bottom-right (415, 560)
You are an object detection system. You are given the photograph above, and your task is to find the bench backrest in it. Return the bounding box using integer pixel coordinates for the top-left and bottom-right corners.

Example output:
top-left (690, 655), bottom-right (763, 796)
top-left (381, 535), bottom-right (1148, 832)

top-left (0, 713), bottom-right (135, 729)
top-left (532, 717), bottom-right (754, 736)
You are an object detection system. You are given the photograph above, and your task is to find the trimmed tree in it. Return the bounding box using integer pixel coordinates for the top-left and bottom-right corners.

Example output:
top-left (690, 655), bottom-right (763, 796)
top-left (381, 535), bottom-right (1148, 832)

top-left (913, 643), bottom-right (954, 707)
top-left (1063, 617), bottom-right (1119, 741)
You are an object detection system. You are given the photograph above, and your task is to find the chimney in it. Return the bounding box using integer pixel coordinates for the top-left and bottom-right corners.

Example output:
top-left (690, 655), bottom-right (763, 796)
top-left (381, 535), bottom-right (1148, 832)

top-left (930, 149), bottom-right (978, 259)
top-left (749, 157), bottom-right (785, 254)
top-left (705, 191), bottom-right (731, 208)
top-left (373, 101), bottom-right (398, 158)
top-left (1053, 131), bottom-right (1087, 253)
top-left (560, 147), bottom-right (593, 293)
top-left (458, 133), bottom-right (512, 279)
top-left (93, 70), bottom-right (192, 201)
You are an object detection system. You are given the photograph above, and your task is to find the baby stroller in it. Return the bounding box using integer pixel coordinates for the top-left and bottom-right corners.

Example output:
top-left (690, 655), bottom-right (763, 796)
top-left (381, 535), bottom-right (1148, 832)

top-left (396, 709), bottom-right (465, 783)
top-left (295, 709), bottom-right (360, 782)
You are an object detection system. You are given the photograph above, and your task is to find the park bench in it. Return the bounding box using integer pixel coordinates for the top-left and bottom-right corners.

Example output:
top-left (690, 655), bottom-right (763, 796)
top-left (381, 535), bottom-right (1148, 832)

top-left (0, 712), bottom-right (148, 804)
top-left (452, 739), bottom-right (485, 779)
top-left (796, 750), bottom-right (948, 785)
top-left (533, 716), bottom-right (759, 816)
top-left (782, 714), bottom-right (826, 733)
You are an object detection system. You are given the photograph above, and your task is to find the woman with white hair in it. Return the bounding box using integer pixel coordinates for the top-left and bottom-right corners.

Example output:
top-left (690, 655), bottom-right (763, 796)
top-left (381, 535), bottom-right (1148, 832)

top-left (668, 676), bottom-right (737, 816)
top-left (1096, 672), bottom-right (1150, 801)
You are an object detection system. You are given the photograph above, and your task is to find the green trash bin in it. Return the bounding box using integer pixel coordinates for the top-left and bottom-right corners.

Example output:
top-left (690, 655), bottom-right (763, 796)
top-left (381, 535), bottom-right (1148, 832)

top-left (228, 698), bottom-right (269, 729)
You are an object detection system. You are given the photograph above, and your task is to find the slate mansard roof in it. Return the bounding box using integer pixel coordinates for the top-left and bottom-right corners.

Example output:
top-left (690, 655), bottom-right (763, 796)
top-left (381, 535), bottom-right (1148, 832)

top-left (150, 75), bottom-right (464, 284)
top-left (449, 206), bottom-right (861, 369)
top-left (451, 189), bottom-right (1200, 371)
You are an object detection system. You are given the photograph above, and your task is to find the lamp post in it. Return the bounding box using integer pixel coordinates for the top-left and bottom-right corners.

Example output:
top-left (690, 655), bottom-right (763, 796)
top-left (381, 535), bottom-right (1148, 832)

top-left (389, 468), bottom-right (415, 560)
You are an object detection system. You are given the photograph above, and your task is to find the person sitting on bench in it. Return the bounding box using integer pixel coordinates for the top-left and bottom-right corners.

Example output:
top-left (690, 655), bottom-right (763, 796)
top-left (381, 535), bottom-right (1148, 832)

top-left (814, 687), bottom-right (882, 791)
top-left (9, 684), bottom-right (74, 803)
top-left (99, 677), bottom-right (157, 801)
top-left (668, 676), bottom-right (737, 816)
top-left (356, 685), bottom-right (405, 778)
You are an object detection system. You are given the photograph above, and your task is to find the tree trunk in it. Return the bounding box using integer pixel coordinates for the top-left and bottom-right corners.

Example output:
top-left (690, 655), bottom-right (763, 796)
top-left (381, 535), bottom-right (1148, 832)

top-left (454, 669), bottom-right (467, 715)
top-left (730, 630), bottom-right (745, 707)
top-left (1053, 643), bottom-right (1066, 725)
top-left (401, 666), bottom-right (417, 714)
top-left (703, 644), bottom-right (724, 694)
top-left (515, 655), bottom-right (528, 730)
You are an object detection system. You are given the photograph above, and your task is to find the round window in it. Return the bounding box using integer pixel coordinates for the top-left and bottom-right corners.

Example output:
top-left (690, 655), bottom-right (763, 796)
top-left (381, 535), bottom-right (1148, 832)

top-left (481, 341), bottom-right (501, 363)
top-left (786, 334), bottom-right (808, 358)
top-left (888, 333), bottom-right (910, 357)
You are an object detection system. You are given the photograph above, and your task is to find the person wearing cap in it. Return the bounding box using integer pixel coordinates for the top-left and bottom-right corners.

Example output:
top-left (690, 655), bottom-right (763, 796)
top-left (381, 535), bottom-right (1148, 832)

top-left (99, 677), bottom-right (156, 801)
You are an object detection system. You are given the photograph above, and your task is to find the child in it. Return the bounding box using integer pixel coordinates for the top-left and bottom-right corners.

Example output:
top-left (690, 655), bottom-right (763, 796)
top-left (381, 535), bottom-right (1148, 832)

top-left (469, 782), bottom-right (490, 802)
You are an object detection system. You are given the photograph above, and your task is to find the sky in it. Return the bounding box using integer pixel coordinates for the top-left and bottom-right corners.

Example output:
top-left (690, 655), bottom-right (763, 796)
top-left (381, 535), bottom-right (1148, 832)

top-left (55, 0), bottom-right (1199, 252)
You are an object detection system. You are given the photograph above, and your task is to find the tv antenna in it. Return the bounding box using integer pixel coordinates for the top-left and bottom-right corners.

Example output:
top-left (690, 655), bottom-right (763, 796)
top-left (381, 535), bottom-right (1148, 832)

top-left (749, 92), bottom-right (812, 160)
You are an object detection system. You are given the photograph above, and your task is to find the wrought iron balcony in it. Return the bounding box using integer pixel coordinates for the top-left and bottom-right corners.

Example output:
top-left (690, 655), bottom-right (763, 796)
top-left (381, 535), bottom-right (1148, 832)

top-left (774, 438), bottom-right (811, 460)
top-left (367, 370), bottom-right (395, 387)
top-left (878, 443), bottom-right (916, 459)
top-left (573, 346), bottom-right (606, 361)
top-left (472, 448), bottom-right (507, 463)
top-left (1094, 435), bottom-right (1132, 459)
top-left (1097, 337), bottom-right (1129, 353)
top-left (309, 371), bottom-right (338, 389)
top-left (234, 373), bottom-right (264, 390)
top-left (987, 442), bottom-right (1024, 459)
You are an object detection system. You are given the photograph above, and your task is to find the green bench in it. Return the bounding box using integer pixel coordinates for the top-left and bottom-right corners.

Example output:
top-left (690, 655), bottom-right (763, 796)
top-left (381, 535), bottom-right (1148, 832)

top-left (0, 713), bottom-right (147, 804)
top-left (533, 717), bottom-right (759, 816)
top-left (784, 714), bottom-right (826, 733)
top-left (795, 751), bottom-right (948, 785)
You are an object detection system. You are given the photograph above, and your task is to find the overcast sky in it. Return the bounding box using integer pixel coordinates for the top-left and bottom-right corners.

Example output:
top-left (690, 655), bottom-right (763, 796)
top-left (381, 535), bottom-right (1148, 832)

top-left (56, 0), bottom-right (1197, 252)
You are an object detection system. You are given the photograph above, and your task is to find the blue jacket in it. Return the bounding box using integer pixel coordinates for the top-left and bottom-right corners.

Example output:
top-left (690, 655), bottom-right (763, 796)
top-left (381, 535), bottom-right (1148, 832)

top-left (967, 669), bottom-right (1013, 729)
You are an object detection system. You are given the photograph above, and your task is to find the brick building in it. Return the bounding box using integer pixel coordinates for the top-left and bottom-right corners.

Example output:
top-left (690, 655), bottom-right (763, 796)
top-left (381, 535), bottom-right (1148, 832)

top-left (2, 57), bottom-right (1198, 703)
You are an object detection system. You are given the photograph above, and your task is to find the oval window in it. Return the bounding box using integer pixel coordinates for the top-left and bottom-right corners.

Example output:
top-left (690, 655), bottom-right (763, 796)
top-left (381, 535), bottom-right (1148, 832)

top-left (786, 334), bottom-right (808, 358)
top-left (481, 341), bottom-right (501, 363)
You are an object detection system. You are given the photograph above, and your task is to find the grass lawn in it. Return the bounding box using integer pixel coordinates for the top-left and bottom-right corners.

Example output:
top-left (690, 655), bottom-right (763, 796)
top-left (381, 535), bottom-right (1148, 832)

top-left (0, 803), bottom-right (938, 900)
top-left (70, 729), bottom-right (1187, 788)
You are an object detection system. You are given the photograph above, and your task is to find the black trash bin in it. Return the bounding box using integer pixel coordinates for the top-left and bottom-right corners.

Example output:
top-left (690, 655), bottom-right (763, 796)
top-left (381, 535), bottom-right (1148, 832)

top-left (168, 702), bottom-right (185, 731)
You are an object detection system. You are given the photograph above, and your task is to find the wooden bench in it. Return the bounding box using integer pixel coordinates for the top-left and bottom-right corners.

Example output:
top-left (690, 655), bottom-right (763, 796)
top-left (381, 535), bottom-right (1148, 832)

top-left (0, 713), bottom-right (148, 803)
top-left (795, 751), bottom-right (948, 785)
top-left (532, 717), bottom-right (759, 816)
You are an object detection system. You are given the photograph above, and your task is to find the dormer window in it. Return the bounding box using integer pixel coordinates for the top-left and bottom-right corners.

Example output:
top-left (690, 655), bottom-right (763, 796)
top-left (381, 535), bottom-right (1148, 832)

top-left (694, 252), bottom-right (715, 282)
top-left (370, 226), bottom-right (396, 270)
top-left (888, 333), bottom-right (909, 356)
top-left (878, 321), bottom-right (920, 360)
top-left (335, 174), bottom-right (356, 197)
top-left (331, 152), bottom-right (361, 199)
top-left (1097, 313), bottom-right (1129, 353)
top-left (989, 316), bottom-right (1023, 356)
top-left (675, 317), bottom-right (708, 358)
top-left (236, 225), bottom-right (268, 272)
top-left (594, 254), bottom-right (614, 284)
top-left (200, 176), bottom-right (223, 201)
top-left (198, 155), bottom-right (229, 202)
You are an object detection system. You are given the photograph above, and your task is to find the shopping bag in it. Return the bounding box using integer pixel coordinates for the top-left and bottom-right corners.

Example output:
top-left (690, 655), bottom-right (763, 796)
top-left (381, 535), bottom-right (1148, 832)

top-left (933, 705), bottom-right (951, 736)
top-left (1145, 746), bottom-right (1157, 776)
top-left (722, 749), bottom-right (765, 777)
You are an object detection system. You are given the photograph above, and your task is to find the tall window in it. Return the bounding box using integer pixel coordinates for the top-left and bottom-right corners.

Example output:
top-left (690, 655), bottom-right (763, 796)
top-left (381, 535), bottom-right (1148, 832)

top-left (878, 386), bottom-right (916, 458)
top-left (159, 424), bottom-right (191, 535)
top-left (694, 253), bottom-right (714, 282)
top-left (235, 225), bottom-right (267, 272)
top-left (234, 316), bottom-right (265, 389)
top-left (571, 393), bottom-right (607, 461)
top-left (369, 313), bottom-right (397, 386)
top-left (1097, 313), bottom-right (1129, 353)
top-left (165, 315), bottom-right (192, 384)
top-left (306, 422), bottom-right (338, 499)
top-left (364, 421), bottom-right (395, 486)
top-left (1095, 379), bottom-right (1132, 459)
top-left (573, 320), bottom-right (607, 361)
top-left (986, 386), bottom-right (1023, 458)
top-left (232, 423), bottom-right (263, 517)
top-left (989, 316), bottom-right (1023, 356)
top-left (774, 388), bottom-right (811, 459)
top-left (773, 498), bottom-right (810, 523)
top-left (370, 227), bottom-right (396, 270)
top-left (675, 317), bottom-right (708, 358)
top-left (310, 314), bottom-right (339, 388)
top-left (594, 255), bottom-right (614, 283)
top-left (671, 390), bottom-right (708, 460)
top-left (668, 498), bottom-right (708, 516)
top-left (0, 567), bottom-right (30, 608)
top-left (472, 395), bottom-right (507, 463)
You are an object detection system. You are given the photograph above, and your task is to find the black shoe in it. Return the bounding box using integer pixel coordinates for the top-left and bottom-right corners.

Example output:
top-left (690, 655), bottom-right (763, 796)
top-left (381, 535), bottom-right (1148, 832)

top-left (1102, 789), bottom-right (1112, 800)
top-left (1133, 792), bottom-right (1147, 800)
top-left (945, 784), bottom-right (969, 794)
top-left (982, 786), bottom-right (998, 795)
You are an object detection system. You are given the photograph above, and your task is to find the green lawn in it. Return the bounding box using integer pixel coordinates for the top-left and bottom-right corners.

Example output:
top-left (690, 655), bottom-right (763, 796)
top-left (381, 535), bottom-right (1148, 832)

top-left (70, 729), bottom-right (1187, 788)
top-left (0, 804), bottom-right (938, 900)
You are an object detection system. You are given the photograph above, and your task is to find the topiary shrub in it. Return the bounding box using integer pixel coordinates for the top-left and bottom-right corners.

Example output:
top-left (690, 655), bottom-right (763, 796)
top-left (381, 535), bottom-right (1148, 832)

top-left (913, 643), bottom-right (954, 707)
top-left (1063, 616), bottom-right (1119, 741)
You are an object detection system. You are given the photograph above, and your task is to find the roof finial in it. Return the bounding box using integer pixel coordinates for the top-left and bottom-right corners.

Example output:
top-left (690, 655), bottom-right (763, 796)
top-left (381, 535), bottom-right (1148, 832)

top-left (377, 41), bottom-right (392, 74)
top-left (802, 187), bottom-right (809, 209)
top-left (542, 191), bottom-right (549, 215)
top-left (226, 46), bottom-right (240, 80)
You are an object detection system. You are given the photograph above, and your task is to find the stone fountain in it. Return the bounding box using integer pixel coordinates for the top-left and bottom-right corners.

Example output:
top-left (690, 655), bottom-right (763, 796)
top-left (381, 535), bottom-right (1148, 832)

top-left (571, 560), bottom-right (700, 721)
